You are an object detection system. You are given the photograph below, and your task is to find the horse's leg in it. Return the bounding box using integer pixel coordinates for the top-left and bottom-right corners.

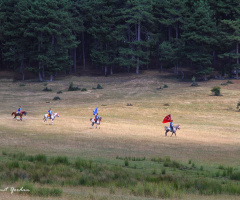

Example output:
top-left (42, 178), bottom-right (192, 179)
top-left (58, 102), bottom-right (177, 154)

top-left (165, 130), bottom-right (168, 136)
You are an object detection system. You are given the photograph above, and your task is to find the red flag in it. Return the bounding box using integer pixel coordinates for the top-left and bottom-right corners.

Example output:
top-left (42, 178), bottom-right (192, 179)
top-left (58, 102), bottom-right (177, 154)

top-left (162, 114), bottom-right (171, 123)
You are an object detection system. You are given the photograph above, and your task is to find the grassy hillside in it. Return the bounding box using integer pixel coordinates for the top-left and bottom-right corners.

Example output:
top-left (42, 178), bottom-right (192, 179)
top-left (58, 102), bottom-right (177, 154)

top-left (0, 70), bottom-right (240, 199)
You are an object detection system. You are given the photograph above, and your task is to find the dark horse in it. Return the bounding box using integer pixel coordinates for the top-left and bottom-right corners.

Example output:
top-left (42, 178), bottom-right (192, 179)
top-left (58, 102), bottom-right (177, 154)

top-left (164, 125), bottom-right (180, 136)
top-left (12, 111), bottom-right (27, 121)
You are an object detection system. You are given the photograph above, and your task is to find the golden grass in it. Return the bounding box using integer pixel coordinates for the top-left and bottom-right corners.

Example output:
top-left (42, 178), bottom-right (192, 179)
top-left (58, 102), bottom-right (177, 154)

top-left (0, 71), bottom-right (240, 166)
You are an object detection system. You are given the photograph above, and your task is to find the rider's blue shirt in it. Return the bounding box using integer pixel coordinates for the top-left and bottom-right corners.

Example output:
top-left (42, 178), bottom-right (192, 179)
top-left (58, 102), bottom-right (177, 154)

top-left (18, 108), bottom-right (22, 112)
top-left (48, 110), bottom-right (52, 115)
top-left (170, 122), bottom-right (173, 128)
top-left (95, 114), bottom-right (99, 119)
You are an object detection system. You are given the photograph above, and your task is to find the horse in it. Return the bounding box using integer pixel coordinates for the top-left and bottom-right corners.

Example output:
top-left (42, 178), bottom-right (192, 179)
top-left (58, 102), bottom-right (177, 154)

top-left (90, 117), bottom-right (102, 129)
top-left (43, 113), bottom-right (59, 125)
top-left (11, 111), bottom-right (27, 121)
top-left (164, 125), bottom-right (180, 137)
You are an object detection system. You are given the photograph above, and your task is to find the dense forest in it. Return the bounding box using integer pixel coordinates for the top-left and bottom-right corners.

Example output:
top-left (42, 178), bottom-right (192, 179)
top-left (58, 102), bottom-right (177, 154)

top-left (0, 0), bottom-right (240, 81)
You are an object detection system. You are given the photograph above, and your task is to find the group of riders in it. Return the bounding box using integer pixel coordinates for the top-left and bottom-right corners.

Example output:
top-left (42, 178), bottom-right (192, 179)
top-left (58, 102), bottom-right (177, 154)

top-left (14, 107), bottom-right (178, 134)
top-left (15, 106), bottom-right (100, 121)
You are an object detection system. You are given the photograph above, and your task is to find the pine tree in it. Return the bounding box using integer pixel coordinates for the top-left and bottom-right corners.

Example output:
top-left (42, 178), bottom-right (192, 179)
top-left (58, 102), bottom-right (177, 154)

top-left (117, 0), bottom-right (154, 74)
top-left (218, 0), bottom-right (240, 79)
top-left (182, 0), bottom-right (217, 80)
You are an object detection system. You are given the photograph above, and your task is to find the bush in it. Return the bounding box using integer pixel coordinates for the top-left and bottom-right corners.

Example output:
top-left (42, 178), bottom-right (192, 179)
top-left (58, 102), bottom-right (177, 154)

top-left (93, 84), bottom-right (103, 89)
top-left (53, 96), bottom-right (61, 101)
top-left (43, 87), bottom-right (52, 92)
top-left (236, 101), bottom-right (240, 110)
top-left (68, 82), bottom-right (80, 91)
top-left (163, 84), bottom-right (168, 88)
top-left (54, 156), bottom-right (69, 165)
top-left (124, 159), bottom-right (129, 167)
top-left (19, 83), bottom-right (25, 87)
top-left (191, 82), bottom-right (199, 87)
top-left (57, 90), bottom-right (62, 94)
top-left (230, 172), bottom-right (240, 180)
top-left (211, 86), bottom-right (221, 96)
top-left (191, 76), bottom-right (199, 87)
top-left (81, 88), bottom-right (87, 91)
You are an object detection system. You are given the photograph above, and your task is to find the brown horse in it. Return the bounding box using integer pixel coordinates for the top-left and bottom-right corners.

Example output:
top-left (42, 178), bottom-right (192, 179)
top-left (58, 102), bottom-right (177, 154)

top-left (12, 111), bottom-right (27, 121)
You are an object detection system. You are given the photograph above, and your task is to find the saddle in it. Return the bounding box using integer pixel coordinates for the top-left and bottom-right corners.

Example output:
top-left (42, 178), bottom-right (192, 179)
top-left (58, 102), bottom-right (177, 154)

top-left (48, 114), bottom-right (51, 118)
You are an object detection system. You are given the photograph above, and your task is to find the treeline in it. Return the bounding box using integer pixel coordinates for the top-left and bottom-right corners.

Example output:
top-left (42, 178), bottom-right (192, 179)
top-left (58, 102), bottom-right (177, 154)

top-left (0, 0), bottom-right (240, 81)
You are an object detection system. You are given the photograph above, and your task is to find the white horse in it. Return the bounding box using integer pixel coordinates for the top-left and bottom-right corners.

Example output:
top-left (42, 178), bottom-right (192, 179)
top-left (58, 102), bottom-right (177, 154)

top-left (43, 113), bottom-right (59, 124)
top-left (164, 125), bottom-right (180, 136)
top-left (90, 117), bottom-right (102, 129)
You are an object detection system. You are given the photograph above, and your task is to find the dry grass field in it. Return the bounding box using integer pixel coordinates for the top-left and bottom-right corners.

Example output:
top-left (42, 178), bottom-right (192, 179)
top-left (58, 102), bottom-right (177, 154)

top-left (1, 70), bottom-right (240, 199)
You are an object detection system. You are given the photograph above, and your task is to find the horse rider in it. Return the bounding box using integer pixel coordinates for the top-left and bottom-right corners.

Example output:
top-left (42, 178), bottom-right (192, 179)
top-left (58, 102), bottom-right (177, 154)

top-left (17, 106), bottom-right (22, 114)
top-left (48, 108), bottom-right (53, 119)
top-left (95, 113), bottom-right (99, 122)
top-left (170, 120), bottom-right (173, 132)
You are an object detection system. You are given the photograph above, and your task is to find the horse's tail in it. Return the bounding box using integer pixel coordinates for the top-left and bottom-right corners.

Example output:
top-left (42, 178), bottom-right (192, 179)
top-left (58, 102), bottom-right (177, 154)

top-left (24, 112), bottom-right (27, 116)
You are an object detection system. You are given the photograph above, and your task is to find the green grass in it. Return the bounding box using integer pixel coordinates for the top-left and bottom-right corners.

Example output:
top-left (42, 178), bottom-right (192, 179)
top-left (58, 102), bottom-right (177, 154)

top-left (1, 152), bottom-right (240, 198)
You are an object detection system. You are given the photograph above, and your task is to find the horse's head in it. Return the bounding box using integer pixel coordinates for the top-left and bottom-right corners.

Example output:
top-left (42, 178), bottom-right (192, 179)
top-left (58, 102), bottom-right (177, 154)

top-left (11, 112), bottom-right (15, 115)
top-left (176, 125), bottom-right (180, 130)
top-left (55, 113), bottom-right (59, 117)
top-left (90, 118), bottom-right (93, 121)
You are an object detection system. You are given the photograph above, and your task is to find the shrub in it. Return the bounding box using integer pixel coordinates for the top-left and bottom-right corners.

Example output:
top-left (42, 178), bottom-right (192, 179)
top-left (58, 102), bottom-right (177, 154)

top-left (227, 80), bottom-right (233, 84)
top-left (93, 84), bottom-right (103, 89)
top-left (53, 96), bottom-right (61, 101)
top-left (124, 159), bottom-right (129, 167)
top-left (211, 86), bottom-right (221, 96)
top-left (191, 82), bottom-right (199, 86)
top-left (161, 168), bottom-right (166, 175)
top-left (54, 156), bottom-right (69, 165)
top-left (57, 90), bottom-right (62, 94)
top-left (43, 87), bottom-right (52, 92)
top-left (2, 150), bottom-right (7, 155)
top-left (81, 88), bottom-right (87, 91)
top-left (191, 76), bottom-right (199, 87)
top-left (236, 101), bottom-right (240, 110)
top-left (163, 84), bottom-right (168, 88)
top-left (230, 172), bottom-right (240, 180)
top-left (35, 154), bottom-right (47, 163)
top-left (19, 83), bottom-right (25, 87)
top-left (68, 82), bottom-right (80, 91)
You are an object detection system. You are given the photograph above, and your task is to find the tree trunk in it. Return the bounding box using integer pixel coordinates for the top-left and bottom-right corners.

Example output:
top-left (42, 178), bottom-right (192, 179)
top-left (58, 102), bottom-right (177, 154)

top-left (82, 32), bottom-right (86, 71)
top-left (20, 53), bottom-right (25, 81)
top-left (156, 43), bottom-right (160, 68)
top-left (50, 74), bottom-right (53, 81)
top-left (104, 66), bottom-right (107, 76)
top-left (42, 65), bottom-right (45, 78)
top-left (168, 26), bottom-right (171, 41)
top-left (110, 66), bottom-right (113, 75)
top-left (73, 48), bottom-right (77, 73)
top-left (180, 64), bottom-right (184, 79)
top-left (236, 41), bottom-right (239, 79)
top-left (136, 21), bottom-right (141, 74)
top-left (38, 38), bottom-right (43, 82)
top-left (213, 50), bottom-right (216, 67)
top-left (176, 26), bottom-right (179, 39)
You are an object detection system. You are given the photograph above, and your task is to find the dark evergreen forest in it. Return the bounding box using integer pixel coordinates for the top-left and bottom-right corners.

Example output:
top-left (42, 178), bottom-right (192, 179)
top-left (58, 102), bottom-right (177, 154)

top-left (0, 0), bottom-right (240, 81)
